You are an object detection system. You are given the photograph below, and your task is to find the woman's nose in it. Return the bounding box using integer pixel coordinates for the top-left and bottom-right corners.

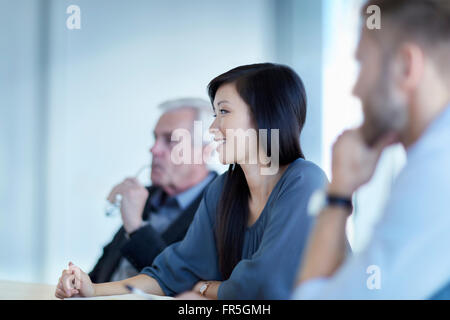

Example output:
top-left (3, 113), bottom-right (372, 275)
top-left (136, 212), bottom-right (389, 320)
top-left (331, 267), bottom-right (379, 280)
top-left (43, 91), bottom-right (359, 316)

top-left (209, 117), bottom-right (219, 134)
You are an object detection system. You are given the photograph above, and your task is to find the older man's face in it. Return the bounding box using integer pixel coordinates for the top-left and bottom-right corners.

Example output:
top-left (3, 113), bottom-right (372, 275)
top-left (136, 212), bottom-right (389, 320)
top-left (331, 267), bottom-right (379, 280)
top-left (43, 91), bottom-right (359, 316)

top-left (150, 108), bottom-right (198, 191)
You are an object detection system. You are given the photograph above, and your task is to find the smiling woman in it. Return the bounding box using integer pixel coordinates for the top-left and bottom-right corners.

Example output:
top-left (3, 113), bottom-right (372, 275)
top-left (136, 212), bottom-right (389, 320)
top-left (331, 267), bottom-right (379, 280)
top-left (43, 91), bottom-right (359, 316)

top-left (55, 63), bottom-right (328, 300)
top-left (207, 63), bottom-right (309, 280)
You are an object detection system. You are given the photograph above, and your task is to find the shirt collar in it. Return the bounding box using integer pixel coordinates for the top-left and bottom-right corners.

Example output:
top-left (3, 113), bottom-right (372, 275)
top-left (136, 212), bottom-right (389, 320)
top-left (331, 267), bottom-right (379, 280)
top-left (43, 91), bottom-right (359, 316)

top-left (173, 172), bottom-right (216, 210)
top-left (407, 103), bottom-right (450, 159)
top-left (150, 172), bottom-right (216, 211)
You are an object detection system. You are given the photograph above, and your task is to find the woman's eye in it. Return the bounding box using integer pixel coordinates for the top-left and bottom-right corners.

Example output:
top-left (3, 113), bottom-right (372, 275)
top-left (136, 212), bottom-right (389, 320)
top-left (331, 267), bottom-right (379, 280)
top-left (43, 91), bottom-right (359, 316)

top-left (212, 109), bottom-right (228, 117)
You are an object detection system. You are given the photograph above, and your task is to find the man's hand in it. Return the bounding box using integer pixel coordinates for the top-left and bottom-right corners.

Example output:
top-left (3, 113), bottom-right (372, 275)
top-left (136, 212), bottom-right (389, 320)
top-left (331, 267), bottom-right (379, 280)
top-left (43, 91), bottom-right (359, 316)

top-left (329, 128), bottom-right (398, 197)
top-left (297, 128), bottom-right (398, 284)
top-left (107, 178), bottom-right (149, 234)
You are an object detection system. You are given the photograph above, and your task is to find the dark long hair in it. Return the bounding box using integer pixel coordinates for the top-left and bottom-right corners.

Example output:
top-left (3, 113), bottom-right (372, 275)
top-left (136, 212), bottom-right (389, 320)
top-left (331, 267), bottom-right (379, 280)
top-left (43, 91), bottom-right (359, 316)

top-left (207, 63), bottom-right (308, 279)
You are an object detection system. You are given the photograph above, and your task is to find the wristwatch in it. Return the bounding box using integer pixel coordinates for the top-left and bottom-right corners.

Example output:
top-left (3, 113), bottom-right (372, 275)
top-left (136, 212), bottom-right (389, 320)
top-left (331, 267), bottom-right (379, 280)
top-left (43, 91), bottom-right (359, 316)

top-left (308, 189), bottom-right (353, 217)
top-left (199, 282), bottom-right (210, 296)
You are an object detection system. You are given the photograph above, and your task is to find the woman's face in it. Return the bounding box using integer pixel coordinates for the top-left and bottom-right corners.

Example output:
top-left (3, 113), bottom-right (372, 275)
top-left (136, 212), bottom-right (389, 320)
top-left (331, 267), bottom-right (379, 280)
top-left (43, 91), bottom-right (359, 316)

top-left (209, 83), bottom-right (258, 165)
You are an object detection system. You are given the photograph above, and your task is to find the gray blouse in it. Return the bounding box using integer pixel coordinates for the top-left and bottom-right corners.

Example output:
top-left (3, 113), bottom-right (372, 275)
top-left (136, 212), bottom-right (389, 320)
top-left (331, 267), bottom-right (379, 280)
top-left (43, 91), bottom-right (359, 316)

top-left (141, 158), bottom-right (328, 299)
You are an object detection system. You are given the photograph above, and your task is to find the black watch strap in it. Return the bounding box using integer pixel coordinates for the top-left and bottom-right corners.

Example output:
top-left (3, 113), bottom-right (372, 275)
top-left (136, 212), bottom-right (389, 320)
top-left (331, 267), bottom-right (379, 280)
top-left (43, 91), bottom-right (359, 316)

top-left (327, 194), bottom-right (353, 212)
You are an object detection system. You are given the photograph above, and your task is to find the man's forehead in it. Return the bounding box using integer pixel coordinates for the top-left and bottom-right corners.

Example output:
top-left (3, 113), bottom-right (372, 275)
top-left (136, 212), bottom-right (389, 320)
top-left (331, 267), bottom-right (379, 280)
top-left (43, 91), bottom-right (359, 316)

top-left (356, 29), bottom-right (378, 59)
top-left (355, 36), bottom-right (366, 61)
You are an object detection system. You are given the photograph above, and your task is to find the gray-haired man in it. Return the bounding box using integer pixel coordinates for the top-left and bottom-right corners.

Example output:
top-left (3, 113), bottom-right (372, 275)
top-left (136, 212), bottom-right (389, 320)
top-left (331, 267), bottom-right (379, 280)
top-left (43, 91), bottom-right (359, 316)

top-left (90, 98), bottom-right (218, 283)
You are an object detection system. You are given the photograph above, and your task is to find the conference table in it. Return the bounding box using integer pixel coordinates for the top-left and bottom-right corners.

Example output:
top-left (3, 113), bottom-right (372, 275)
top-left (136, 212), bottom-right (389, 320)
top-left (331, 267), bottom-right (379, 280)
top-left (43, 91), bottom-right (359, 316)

top-left (0, 280), bottom-right (173, 300)
top-left (0, 280), bottom-right (58, 300)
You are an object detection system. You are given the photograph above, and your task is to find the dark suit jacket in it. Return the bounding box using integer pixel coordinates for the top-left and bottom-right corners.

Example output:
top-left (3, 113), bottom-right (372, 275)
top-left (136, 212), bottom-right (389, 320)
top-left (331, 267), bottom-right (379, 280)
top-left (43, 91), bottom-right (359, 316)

top-left (89, 172), bottom-right (217, 283)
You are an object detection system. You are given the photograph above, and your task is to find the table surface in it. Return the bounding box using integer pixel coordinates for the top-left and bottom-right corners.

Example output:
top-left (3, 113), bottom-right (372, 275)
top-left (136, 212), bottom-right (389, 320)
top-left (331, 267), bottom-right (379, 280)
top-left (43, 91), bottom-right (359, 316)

top-left (0, 280), bottom-right (58, 300)
top-left (0, 280), bottom-right (173, 300)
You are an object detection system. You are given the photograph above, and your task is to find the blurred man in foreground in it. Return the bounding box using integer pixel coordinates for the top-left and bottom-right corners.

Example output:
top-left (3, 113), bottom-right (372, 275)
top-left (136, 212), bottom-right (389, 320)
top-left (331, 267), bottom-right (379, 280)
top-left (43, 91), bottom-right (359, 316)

top-left (295, 0), bottom-right (450, 299)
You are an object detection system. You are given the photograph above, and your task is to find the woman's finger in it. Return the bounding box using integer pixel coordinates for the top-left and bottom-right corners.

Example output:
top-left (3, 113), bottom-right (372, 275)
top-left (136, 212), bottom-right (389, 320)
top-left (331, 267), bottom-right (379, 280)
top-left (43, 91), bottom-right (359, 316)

top-left (63, 274), bottom-right (75, 293)
top-left (73, 269), bottom-right (81, 290)
top-left (56, 287), bottom-right (70, 299)
top-left (62, 269), bottom-right (72, 277)
top-left (61, 269), bottom-right (70, 276)
top-left (67, 263), bottom-right (83, 290)
top-left (55, 287), bottom-right (66, 299)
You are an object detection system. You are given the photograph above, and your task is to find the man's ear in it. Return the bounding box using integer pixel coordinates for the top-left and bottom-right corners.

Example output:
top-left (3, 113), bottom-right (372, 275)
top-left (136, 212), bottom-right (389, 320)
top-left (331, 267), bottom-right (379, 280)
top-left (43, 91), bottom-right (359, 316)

top-left (396, 42), bottom-right (425, 92)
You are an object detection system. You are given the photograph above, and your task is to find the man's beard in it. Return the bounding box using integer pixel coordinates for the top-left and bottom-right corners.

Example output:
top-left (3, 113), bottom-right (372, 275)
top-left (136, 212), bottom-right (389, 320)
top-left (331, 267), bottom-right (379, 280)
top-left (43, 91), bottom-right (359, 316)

top-left (361, 70), bottom-right (408, 147)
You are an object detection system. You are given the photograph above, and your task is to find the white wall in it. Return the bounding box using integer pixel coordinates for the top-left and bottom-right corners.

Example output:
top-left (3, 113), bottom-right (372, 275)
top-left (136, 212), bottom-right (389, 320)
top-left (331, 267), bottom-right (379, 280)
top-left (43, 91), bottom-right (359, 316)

top-left (273, 0), bottom-right (324, 166)
top-left (0, 0), bottom-right (48, 283)
top-left (0, 0), bottom-right (283, 284)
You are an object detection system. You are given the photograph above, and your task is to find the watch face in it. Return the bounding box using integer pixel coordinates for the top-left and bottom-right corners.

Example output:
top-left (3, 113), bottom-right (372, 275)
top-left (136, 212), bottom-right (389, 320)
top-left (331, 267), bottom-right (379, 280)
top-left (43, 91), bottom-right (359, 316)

top-left (200, 284), bottom-right (207, 294)
top-left (308, 189), bottom-right (326, 217)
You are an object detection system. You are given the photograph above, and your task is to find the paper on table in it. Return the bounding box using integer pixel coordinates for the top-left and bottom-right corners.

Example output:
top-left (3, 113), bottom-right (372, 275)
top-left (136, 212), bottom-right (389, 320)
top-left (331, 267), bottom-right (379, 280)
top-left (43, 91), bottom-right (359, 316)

top-left (66, 293), bottom-right (174, 300)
